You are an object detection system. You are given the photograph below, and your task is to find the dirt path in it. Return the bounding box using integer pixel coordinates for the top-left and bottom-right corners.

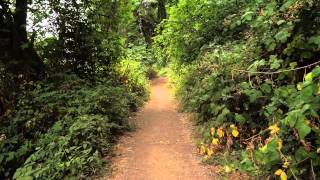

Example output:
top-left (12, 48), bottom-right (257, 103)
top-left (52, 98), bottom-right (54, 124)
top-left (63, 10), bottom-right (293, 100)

top-left (101, 78), bottom-right (214, 180)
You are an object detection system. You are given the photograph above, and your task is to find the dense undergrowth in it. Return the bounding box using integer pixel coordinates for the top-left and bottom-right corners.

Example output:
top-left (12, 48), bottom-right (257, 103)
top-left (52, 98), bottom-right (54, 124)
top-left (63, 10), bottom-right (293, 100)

top-left (0, 65), bottom-right (149, 179)
top-left (0, 0), bottom-right (151, 179)
top-left (154, 0), bottom-right (320, 179)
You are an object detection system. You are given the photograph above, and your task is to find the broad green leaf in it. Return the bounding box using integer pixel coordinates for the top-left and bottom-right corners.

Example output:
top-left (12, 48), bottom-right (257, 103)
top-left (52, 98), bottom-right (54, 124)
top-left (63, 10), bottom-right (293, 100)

top-left (241, 11), bottom-right (254, 21)
top-left (311, 67), bottom-right (320, 77)
top-left (304, 72), bottom-right (313, 82)
top-left (284, 110), bottom-right (305, 127)
top-left (269, 55), bottom-right (282, 70)
top-left (244, 89), bottom-right (263, 103)
top-left (295, 119), bottom-right (311, 139)
top-left (308, 35), bottom-right (320, 47)
top-left (261, 83), bottom-right (272, 93)
top-left (275, 30), bottom-right (290, 43)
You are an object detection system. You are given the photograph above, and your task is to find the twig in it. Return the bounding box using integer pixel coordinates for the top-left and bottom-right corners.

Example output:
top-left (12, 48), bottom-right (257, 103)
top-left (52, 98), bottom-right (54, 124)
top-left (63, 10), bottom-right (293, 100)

top-left (244, 128), bottom-right (268, 141)
top-left (311, 160), bottom-right (316, 180)
top-left (232, 61), bottom-right (320, 75)
top-left (290, 168), bottom-right (298, 180)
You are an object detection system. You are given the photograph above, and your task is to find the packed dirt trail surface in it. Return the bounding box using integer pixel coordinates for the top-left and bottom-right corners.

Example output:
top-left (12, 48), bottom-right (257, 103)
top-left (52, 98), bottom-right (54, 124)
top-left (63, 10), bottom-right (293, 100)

top-left (103, 77), bottom-right (214, 180)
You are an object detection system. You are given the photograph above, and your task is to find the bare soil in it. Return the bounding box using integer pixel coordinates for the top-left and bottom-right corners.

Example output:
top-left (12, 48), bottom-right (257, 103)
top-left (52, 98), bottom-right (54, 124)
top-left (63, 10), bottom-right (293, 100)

top-left (98, 78), bottom-right (216, 180)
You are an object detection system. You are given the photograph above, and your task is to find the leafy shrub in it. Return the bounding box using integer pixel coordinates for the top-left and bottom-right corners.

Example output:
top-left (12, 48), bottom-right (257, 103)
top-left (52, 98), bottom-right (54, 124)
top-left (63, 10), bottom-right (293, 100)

top-left (155, 0), bottom-right (320, 178)
top-left (124, 43), bottom-right (158, 79)
top-left (116, 59), bottom-right (150, 110)
top-left (0, 68), bottom-right (149, 179)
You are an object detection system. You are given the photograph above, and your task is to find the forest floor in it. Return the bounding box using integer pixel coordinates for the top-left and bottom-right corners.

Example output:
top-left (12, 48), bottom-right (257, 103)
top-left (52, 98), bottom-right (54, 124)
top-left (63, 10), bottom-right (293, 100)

top-left (97, 77), bottom-right (217, 180)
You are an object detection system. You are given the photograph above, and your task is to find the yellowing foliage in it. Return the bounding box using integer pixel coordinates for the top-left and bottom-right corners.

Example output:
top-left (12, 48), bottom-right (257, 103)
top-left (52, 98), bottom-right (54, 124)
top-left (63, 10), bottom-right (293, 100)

top-left (207, 148), bottom-right (214, 157)
top-left (212, 138), bottom-right (219, 145)
top-left (232, 129), bottom-right (239, 138)
top-left (210, 127), bottom-right (215, 136)
top-left (268, 124), bottom-right (280, 135)
top-left (277, 139), bottom-right (283, 151)
top-left (275, 169), bottom-right (287, 180)
top-left (217, 127), bottom-right (224, 138)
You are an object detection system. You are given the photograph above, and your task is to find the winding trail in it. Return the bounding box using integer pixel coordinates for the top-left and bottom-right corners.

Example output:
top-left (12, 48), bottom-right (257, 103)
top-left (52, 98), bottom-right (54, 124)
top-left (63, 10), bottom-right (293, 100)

top-left (102, 78), bottom-right (214, 180)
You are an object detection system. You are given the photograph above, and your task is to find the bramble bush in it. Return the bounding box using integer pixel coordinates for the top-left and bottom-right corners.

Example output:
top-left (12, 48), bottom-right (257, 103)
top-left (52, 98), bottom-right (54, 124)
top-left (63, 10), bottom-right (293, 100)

top-left (154, 0), bottom-right (320, 178)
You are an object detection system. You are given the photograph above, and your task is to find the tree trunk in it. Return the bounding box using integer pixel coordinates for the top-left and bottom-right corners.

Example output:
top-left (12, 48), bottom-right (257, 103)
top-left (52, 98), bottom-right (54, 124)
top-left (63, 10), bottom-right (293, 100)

top-left (10, 0), bottom-right (45, 78)
top-left (157, 0), bottom-right (167, 21)
top-left (0, 0), bottom-right (13, 60)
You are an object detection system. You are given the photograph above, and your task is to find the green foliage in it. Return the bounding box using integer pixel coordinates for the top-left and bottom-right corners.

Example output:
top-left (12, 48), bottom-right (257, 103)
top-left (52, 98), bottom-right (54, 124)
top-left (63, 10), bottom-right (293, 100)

top-left (155, 0), bottom-right (320, 178)
top-left (1, 0), bottom-right (151, 179)
top-left (0, 68), bottom-right (149, 179)
top-left (30, 0), bottom-right (124, 77)
top-left (116, 59), bottom-right (150, 110)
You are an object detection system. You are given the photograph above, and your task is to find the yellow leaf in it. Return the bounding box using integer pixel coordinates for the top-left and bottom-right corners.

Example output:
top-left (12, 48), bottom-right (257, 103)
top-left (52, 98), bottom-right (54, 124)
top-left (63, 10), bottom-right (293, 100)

top-left (212, 138), bottom-right (219, 145)
top-left (207, 148), bottom-right (214, 156)
top-left (304, 119), bottom-right (310, 125)
top-left (259, 144), bottom-right (268, 153)
top-left (199, 145), bottom-right (206, 155)
top-left (280, 171), bottom-right (287, 180)
top-left (232, 129), bottom-right (239, 137)
top-left (297, 84), bottom-right (302, 91)
top-left (217, 127), bottom-right (224, 138)
top-left (275, 169), bottom-right (283, 176)
top-left (275, 169), bottom-right (287, 180)
top-left (210, 127), bottom-right (215, 136)
top-left (230, 124), bottom-right (236, 129)
top-left (282, 160), bottom-right (289, 168)
top-left (224, 165), bottom-right (232, 173)
top-left (268, 124), bottom-right (280, 135)
top-left (317, 148), bottom-right (320, 154)
top-left (277, 139), bottom-right (283, 151)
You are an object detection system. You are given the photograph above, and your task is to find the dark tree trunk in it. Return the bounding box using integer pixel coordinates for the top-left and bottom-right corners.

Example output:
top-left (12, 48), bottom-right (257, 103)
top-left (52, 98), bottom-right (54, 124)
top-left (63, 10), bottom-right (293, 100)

top-left (0, 0), bottom-right (13, 60)
top-left (134, 9), bottom-right (155, 46)
top-left (14, 0), bottom-right (28, 46)
top-left (157, 0), bottom-right (167, 21)
top-left (10, 0), bottom-right (45, 78)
